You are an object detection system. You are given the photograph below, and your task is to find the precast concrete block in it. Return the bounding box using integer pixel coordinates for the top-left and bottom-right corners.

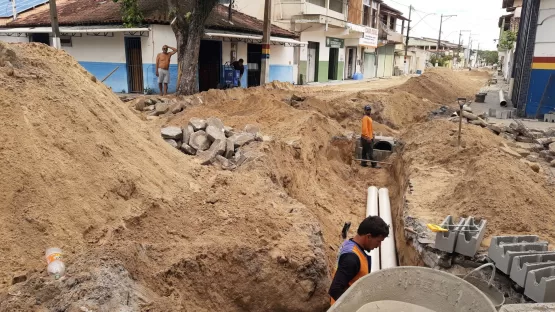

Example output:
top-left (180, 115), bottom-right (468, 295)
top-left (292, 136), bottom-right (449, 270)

top-left (434, 216), bottom-right (466, 253)
top-left (489, 236), bottom-right (542, 258)
top-left (454, 217), bottom-right (487, 257)
top-left (510, 253), bottom-right (555, 287)
top-left (489, 241), bottom-right (549, 274)
top-left (524, 266), bottom-right (555, 303)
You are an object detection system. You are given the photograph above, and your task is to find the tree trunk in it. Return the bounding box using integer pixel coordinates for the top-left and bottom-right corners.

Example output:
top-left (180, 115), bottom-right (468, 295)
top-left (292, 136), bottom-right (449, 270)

top-left (175, 26), bottom-right (203, 95)
top-left (170, 0), bottom-right (218, 96)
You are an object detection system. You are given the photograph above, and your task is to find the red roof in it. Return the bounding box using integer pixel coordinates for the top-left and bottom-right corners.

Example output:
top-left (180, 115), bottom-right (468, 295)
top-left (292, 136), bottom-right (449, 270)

top-left (5, 0), bottom-right (297, 38)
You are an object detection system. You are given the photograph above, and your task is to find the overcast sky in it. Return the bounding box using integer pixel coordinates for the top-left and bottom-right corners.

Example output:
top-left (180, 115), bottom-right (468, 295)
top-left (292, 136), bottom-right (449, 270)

top-left (386, 0), bottom-right (506, 50)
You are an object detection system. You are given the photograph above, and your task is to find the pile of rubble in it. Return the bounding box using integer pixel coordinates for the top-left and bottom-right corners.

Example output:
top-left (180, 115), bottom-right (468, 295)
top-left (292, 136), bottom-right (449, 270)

top-left (161, 117), bottom-right (261, 170)
top-left (133, 96), bottom-right (203, 119)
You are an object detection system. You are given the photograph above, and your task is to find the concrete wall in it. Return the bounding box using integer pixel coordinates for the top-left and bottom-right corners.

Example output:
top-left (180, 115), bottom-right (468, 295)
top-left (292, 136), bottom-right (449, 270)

top-left (0, 35), bottom-right (29, 43)
top-left (299, 25), bottom-right (347, 82)
top-left (526, 0), bottom-right (555, 117)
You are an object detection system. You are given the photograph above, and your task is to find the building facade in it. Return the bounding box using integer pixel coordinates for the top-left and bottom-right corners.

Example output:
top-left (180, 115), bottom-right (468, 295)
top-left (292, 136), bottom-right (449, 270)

top-left (233, 0), bottom-right (406, 83)
top-left (0, 2), bottom-right (303, 93)
top-left (510, 0), bottom-right (555, 117)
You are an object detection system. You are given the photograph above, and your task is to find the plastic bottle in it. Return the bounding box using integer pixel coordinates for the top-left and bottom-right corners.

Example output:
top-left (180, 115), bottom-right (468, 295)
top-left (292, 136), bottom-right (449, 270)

top-left (45, 247), bottom-right (65, 279)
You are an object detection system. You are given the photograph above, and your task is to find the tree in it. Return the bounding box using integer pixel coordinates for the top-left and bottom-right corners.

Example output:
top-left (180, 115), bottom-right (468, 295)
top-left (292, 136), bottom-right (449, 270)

top-left (478, 50), bottom-right (499, 65)
top-left (499, 30), bottom-right (517, 51)
top-left (115, 0), bottom-right (219, 95)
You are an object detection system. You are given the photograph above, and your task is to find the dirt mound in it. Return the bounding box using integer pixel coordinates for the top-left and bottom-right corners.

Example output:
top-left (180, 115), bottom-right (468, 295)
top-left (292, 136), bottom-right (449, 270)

top-left (393, 68), bottom-right (490, 105)
top-left (0, 42), bottom-right (338, 311)
top-left (400, 119), bottom-right (555, 248)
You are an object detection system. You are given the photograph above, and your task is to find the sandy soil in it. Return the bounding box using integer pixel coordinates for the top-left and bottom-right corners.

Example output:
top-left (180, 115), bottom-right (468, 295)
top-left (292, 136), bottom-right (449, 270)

top-left (1, 40), bottom-right (546, 312)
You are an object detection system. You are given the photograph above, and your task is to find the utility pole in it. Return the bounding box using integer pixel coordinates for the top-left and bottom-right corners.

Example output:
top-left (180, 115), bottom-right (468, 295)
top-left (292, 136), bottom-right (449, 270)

top-left (403, 5), bottom-right (412, 75)
top-left (458, 30), bottom-right (470, 68)
top-left (49, 0), bottom-right (61, 49)
top-left (260, 0), bottom-right (271, 85)
top-left (476, 42), bottom-right (481, 67)
top-left (228, 0), bottom-right (234, 21)
top-left (11, 0), bottom-right (17, 21)
top-left (437, 14), bottom-right (457, 54)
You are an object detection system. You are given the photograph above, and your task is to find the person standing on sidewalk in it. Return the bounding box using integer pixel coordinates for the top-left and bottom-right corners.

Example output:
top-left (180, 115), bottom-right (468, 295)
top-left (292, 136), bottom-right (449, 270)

top-left (156, 45), bottom-right (177, 96)
top-left (361, 105), bottom-right (378, 168)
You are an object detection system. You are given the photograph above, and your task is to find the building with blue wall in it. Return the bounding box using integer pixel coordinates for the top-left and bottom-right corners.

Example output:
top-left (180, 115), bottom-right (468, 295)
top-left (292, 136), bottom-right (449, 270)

top-left (0, 2), bottom-right (305, 94)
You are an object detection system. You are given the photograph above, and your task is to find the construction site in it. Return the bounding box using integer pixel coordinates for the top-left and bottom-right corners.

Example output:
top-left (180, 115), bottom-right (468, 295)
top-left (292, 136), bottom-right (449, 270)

top-left (2, 41), bottom-right (555, 312)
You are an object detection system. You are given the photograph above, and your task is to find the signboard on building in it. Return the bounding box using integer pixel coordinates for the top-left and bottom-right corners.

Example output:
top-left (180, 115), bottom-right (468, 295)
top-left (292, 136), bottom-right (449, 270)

top-left (326, 37), bottom-right (344, 48)
top-left (359, 28), bottom-right (379, 48)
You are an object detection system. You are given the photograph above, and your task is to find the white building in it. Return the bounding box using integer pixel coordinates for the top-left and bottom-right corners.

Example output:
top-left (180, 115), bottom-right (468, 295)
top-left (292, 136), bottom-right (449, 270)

top-left (232, 0), bottom-right (407, 82)
top-left (0, 1), bottom-right (304, 93)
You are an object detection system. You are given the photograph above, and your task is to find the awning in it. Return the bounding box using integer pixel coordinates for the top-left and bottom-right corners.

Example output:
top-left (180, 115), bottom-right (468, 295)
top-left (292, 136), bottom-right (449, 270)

top-left (204, 31), bottom-right (307, 47)
top-left (0, 26), bottom-right (150, 36)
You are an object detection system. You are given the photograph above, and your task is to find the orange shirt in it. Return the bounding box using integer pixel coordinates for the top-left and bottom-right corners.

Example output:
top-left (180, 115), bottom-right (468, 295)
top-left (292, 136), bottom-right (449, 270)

top-left (361, 115), bottom-right (373, 139)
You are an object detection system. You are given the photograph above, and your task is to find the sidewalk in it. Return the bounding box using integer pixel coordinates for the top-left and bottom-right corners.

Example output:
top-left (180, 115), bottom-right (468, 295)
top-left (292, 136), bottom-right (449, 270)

top-left (471, 75), bottom-right (555, 131)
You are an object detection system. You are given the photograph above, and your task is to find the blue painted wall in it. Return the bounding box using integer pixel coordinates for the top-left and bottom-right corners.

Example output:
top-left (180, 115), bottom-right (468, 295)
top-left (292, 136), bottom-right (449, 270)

top-left (269, 65), bottom-right (294, 84)
top-left (80, 62), bottom-right (295, 93)
top-left (143, 64), bottom-right (179, 93)
top-left (80, 61), bottom-right (128, 93)
top-left (525, 69), bottom-right (555, 117)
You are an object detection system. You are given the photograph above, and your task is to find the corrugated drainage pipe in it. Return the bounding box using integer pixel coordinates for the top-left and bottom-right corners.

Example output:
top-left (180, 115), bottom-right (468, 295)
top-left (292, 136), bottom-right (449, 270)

top-left (378, 188), bottom-right (397, 269)
top-left (366, 186), bottom-right (380, 272)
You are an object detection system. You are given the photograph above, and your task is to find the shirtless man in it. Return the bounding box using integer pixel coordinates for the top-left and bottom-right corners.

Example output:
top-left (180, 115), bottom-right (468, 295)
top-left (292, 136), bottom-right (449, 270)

top-left (156, 45), bottom-right (177, 95)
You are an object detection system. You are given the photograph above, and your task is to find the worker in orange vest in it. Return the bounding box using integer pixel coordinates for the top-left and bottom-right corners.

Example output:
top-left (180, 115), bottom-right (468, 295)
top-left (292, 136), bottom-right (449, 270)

top-left (361, 105), bottom-right (378, 168)
top-left (328, 216), bottom-right (389, 305)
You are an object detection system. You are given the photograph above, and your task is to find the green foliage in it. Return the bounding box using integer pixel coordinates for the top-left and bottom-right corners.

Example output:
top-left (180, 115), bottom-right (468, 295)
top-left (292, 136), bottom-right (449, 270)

top-left (429, 54), bottom-right (452, 67)
top-left (478, 50), bottom-right (499, 65)
top-left (499, 30), bottom-right (517, 50)
top-left (113, 0), bottom-right (144, 27)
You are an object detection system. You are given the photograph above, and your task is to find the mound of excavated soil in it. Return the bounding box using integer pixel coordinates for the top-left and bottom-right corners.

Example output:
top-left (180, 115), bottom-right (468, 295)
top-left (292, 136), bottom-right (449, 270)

top-left (0, 42), bottom-right (354, 311)
top-left (393, 68), bottom-right (491, 105)
top-left (400, 119), bottom-right (555, 248)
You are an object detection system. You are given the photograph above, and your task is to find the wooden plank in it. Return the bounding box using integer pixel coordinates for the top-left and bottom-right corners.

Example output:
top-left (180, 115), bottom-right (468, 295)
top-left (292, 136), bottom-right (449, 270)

top-left (348, 0), bottom-right (363, 24)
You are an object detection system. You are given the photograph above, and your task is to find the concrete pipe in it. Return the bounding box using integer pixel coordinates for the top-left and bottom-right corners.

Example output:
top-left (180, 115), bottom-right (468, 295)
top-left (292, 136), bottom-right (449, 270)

top-left (366, 186), bottom-right (380, 272)
top-left (327, 267), bottom-right (497, 312)
top-left (378, 188), bottom-right (397, 269)
top-left (499, 90), bottom-right (507, 107)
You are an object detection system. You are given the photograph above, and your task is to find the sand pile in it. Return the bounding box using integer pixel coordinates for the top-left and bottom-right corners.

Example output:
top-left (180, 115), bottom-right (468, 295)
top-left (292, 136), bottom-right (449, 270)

top-left (0, 42), bottom-right (340, 311)
top-left (393, 68), bottom-right (490, 104)
top-left (400, 119), bottom-right (555, 248)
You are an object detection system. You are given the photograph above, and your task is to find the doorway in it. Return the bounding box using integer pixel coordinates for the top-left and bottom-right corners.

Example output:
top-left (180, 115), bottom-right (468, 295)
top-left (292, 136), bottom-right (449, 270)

top-left (199, 40), bottom-right (222, 92)
top-left (124, 37), bottom-right (144, 93)
top-left (247, 44), bottom-right (262, 87)
top-left (328, 48), bottom-right (339, 80)
top-left (364, 53), bottom-right (376, 79)
top-left (346, 47), bottom-right (357, 78)
top-left (29, 33), bottom-right (50, 45)
top-left (307, 41), bottom-right (319, 82)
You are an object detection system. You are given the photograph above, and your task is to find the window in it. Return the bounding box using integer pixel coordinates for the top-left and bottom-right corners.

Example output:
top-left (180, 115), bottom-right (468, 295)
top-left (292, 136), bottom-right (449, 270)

top-left (308, 0), bottom-right (342, 13)
top-left (307, 0), bottom-right (325, 7)
top-left (363, 6), bottom-right (371, 26)
top-left (390, 17), bottom-right (396, 30)
top-left (60, 36), bottom-right (72, 47)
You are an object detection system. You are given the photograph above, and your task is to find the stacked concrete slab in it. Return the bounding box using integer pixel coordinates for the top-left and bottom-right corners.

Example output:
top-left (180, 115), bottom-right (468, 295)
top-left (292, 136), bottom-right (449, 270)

top-left (488, 236), bottom-right (548, 274)
top-left (525, 266), bottom-right (555, 303)
top-left (434, 216), bottom-right (465, 253)
top-left (488, 235), bottom-right (555, 303)
top-left (433, 215), bottom-right (486, 257)
top-left (455, 217), bottom-right (487, 257)
top-left (510, 253), bottom-right (555, 287)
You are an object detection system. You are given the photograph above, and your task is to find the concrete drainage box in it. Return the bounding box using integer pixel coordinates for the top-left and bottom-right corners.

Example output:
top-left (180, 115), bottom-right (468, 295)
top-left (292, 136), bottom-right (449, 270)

top-left (524, 266), bottom-right (555, 303)
top-left (510, 253), bottom-right (555, 287)
top-left (454, 217), bottom-right (487, 257)
top-left (434, 216), bottom-right (465, 253)
top-left (488, 236), bottom-right (549, 274)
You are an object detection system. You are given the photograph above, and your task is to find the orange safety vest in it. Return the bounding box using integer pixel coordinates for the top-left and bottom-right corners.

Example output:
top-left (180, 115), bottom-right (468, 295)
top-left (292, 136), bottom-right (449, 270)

top-left (330, 239), bottom-right (371, 305)
top-left (361, 115), bottom-right (374, 140)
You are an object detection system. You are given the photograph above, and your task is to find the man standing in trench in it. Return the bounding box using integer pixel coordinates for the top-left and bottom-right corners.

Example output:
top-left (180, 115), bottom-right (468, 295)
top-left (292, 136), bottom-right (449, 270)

top-left (361, 105), bottom-right (378, 168)
top-left (328, 216), bottom-right (389, 305)
top-left (156, 45), bottom-right (177, 96)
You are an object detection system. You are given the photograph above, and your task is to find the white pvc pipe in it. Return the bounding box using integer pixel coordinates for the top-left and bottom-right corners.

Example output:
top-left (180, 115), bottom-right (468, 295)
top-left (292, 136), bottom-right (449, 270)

top-left (378, 188), bottom-right (397, 269)
top-left (366, 186), bottom-right (380, 272)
